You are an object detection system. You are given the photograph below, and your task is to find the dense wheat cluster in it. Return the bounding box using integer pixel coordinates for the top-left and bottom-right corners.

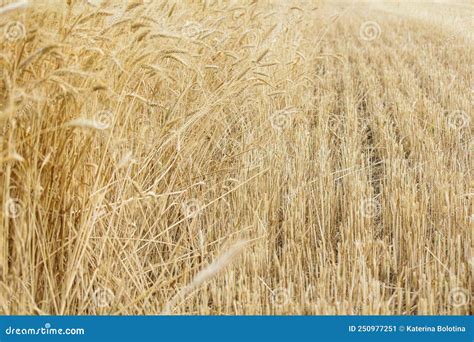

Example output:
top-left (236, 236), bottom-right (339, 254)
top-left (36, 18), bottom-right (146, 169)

top-left (0, 0), bottom-right (472, 315)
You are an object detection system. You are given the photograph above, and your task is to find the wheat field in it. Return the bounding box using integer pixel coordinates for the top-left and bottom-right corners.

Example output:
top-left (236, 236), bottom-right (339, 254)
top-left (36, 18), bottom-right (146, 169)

top-left (0, 0), bottom-right (472, 315)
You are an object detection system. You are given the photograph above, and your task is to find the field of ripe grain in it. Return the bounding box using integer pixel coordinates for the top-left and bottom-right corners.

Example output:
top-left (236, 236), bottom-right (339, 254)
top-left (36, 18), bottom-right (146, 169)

top-left (0, 0), bottom-right (472, 315)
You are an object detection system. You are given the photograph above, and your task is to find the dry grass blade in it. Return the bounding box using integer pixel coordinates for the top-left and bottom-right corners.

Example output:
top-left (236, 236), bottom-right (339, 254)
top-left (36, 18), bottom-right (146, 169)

top-left (161, 240), bottom-right (248, 315)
